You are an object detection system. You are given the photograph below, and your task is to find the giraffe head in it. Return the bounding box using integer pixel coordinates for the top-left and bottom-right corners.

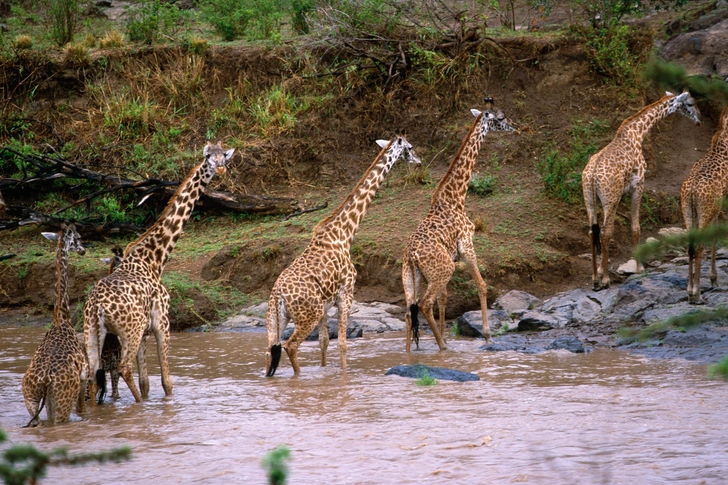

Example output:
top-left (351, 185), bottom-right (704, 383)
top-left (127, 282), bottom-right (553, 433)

top-left (100, 246), bottom-right (124, 274)
top-left (375, 136), bottom-right (422, 166)
top-left (42, 223), bottom-right (85, 255)
top-left (470, 97), bottom-right (517, 138)
top-left (202, 141), bottom-right (235, 179)
top-left (667, 90), bottom-right (701, 125)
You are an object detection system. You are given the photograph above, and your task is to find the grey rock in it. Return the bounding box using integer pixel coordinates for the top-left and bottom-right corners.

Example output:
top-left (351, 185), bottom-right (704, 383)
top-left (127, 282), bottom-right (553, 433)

top-left (663, 18), bottom-right (728, 79)
top-left (480, 341), bottom-right (543, 354)
top-left (517, 311), bottom-right (567, 330)
top-left (385, 364), bottom-right (479, 382)
top-left (457, 309), bottom-right (516, 338)
top-left (493, 290), bottom-right (543, 313)
top-left (545, 336), bottom-right (586, 353)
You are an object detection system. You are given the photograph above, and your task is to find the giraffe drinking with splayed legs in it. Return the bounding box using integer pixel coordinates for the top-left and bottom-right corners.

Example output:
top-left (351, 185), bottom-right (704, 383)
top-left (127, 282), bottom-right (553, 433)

top-left (681, 105), bottom-right (728, 304)
top-left (402, 98), bottom-right (518, 351)
top-left (582, 91), bottom-right (701, 291)
top-left (265, 136), bottom-right (421, 376)
top-left (84, 141), bottom-right (234, 403)
top-left (22, 223), bottom-right (88, 426)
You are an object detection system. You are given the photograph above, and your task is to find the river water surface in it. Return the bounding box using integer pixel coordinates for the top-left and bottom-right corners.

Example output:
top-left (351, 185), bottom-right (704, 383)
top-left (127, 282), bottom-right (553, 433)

top-left (1, 327), bottom-right (727, 484)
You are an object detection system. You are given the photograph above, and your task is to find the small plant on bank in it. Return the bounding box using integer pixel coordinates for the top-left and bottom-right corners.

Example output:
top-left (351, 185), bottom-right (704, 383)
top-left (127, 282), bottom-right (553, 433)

top-left (12, 35), bottom-right (32, 50)
top-left (468, 174), bottom-right (497, 196)
top-left (186, 36), bottom-right (209, 56)
top-left (402, 164), bottom-right (431, 186)
top-left (99, 30), bottom-right (125, 49)
top-left (415, 368), bottom-right (438, 386)
top-left (262, 445), bottom-right (290, 485)
top-left (63, 43), bottom-right (90, 64)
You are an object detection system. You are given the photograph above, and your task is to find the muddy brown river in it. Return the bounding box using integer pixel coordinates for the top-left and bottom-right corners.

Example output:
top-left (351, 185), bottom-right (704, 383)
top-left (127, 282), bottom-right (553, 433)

top-left (1, 327), bottom-right (727, 484)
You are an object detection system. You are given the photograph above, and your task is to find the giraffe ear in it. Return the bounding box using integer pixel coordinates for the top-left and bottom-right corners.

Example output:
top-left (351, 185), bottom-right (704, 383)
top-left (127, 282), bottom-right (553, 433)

top-left (375, 139), bottom-right (389, 148)
top-left (471, 109), bottom-right (481, 117)
top-left (665, 91), bottom-right (674, 96)
top-left (676, 91), bottom-right (688, 101)
top-left (42, 232), bottom-right (59, 241)
top-left (203, 143), bottom-right (211, 157)
top-left (224, 148), bottom-right (235, 160)
top-left (100, 257), bottom-right (113, 265)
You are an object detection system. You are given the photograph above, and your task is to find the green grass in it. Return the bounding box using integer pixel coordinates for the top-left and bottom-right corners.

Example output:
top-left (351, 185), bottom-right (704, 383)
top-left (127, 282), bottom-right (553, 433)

top-left (415, 368), bottom-right (438, 386)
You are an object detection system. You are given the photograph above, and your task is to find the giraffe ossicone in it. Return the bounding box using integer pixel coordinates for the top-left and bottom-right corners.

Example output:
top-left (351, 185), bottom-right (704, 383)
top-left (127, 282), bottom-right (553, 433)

top-left (265, 135), bottom-right (421, 377)
top-left (402, 98), bottom-right (518, 352)
top-left (582, 90), bottom-right (701, 291)
top-left (22, 223), bottom-right (89, 426)
top-left (84, 141), bottom-right (234, 403)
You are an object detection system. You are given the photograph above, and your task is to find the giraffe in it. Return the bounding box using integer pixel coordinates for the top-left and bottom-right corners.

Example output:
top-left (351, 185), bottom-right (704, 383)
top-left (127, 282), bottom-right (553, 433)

top-left (582, 91), bottom-right (701, 291)
top-left (265, 136), bottom-right (421, 376)
top-left (402, 98), bottom-right (517, 351)
top-left (681, 105), bottom-right (728, 304)
top-left (22, 223), bottom-right (88, 426)
top-left (84, 141), bottom-right (234, 402)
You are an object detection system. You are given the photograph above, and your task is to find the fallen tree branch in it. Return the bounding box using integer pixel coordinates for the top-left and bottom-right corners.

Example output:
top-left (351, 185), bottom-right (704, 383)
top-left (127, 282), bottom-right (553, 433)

top-left (283, 201), bottom-right (329, 221)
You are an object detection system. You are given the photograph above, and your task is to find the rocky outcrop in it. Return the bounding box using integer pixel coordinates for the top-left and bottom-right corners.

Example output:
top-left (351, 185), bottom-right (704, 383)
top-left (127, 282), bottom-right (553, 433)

top-left (662, 16), bottom-right (728, 79)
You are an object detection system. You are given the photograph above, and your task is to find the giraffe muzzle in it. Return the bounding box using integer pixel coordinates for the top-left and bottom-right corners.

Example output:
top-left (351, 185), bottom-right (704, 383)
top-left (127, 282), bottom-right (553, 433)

top-left (216, 166), bottom-right (227, 175)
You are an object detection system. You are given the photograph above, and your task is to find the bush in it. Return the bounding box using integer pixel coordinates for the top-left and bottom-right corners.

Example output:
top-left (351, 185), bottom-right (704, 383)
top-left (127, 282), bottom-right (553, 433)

top-left (47, 0), bottom-right (79, 46)
top-left (468, 174), bottom-right (497, 197)
top-left (99, 30), bottom-right (125, 49)
top-left (12, 35), bottom-right (32, 50)
top-left (200, 0), bottom-right (289, 42)
top-left (125, 0), bottom-right (189, 45)
top-left (63, 42), bottom-right (90, 64)
top-left (536, 119), bottom-right (609, 204)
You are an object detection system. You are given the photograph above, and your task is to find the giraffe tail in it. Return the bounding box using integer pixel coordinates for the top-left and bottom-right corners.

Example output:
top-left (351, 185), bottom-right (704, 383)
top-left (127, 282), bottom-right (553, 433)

top-left (267, 344), bottom-right (282, 377)
top-left (266, 293), bottom-right (283, 377)
top-left (24, 395), bottom-right (46, 428)
top-left (591, 223), bottom-right (601, 254)
top-left (409, 303), bottom-right (420, 350)
top-left (96, 369), bottom-right (107, 405)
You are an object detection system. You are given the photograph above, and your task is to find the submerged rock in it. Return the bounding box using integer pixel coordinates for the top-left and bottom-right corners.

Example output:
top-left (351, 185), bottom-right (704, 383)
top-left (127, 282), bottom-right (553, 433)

top-left (384, 364), bottom-right (480, 382)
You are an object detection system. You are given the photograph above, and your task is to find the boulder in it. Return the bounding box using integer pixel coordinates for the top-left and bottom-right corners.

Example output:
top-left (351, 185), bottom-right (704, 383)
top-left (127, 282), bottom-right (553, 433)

top-left (662, 17), bottom-right (728, 79)
top-left (493, 290), bottom-right (543, 313)
top-left (457, 309), bottom-right (517, 338)
top-left (545, 336), bottom-right (587, 353)
top-left (385, 364), bottom-right (479, 382)
top-left (517, 311), bottom-right (568, 330)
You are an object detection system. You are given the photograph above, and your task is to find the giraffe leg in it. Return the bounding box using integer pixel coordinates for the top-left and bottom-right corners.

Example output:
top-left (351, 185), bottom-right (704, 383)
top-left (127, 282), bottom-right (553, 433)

top-left (84, 305), bottom-right (103, 406)
top-left (152, 291), bottom-right (173, 396)
top-left (459, 241), bottom-right (491, 343)
top-left (437, 290), bottom-right (447, 339)
top-left (318, 312), bottom-right (330, 367)
top-left (630, 185), bottom-right (644, 273)
top-left (54, 376), bottom-right (79, 424)
top-left (337, 291), bottom-right (354, 372)
top-left (401, 258), bottom-right (420, 353)
top-left (583, 171), bottom-right (601, 291)
top-left (283, 317), bottom-right (317, 375)
top-left (691, 245), bottom-right (705, 304)
top-left (119, 330), bottom-right (144, 403)
top-left (709, 239), bottom-right (718, 287)
top-left (600, 205), bottom-right (619, 290)
top-left (137, 335), bottom-right (149, 398)
top-left (419, 281), bottom-right (450, 351)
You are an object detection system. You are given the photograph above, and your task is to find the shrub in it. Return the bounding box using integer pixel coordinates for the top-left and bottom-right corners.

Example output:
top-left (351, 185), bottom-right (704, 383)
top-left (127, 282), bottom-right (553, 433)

top-left (536, 119), bottom-right (609, 204)
top-left (63, 42), bottom-right (90, 64)
top-left (200, 0), bottom-right (288, 42)
top-left (187, 36), bottom-right (209, 56)
top-left (99, 30), bottom-right (125, 48)
top-left (12, 35), bottom-right (33, 50)
top-left (125, 0), bottom-right (188, 45)
top-left (47, 0), bottom-right (79, 46)
top-left (468, 174), bottom-right (497, 197)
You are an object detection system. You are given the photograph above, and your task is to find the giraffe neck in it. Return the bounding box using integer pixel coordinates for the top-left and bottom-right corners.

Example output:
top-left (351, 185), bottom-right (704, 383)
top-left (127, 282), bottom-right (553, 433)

top-left (313, 143), bottom-right (399, 250)
top-left (124, 161), bottom-right (213, 277)
top-left (616, 96), bottom-right (676, 144)
top-left (54, 232), bottom-right (71, 326)
top-left (431, 114), bottom-right (485, 212)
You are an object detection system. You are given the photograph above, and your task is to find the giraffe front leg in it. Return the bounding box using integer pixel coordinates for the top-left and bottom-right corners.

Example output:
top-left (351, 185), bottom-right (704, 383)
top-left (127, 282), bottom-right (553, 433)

top-left (459, 241), bottom-right (491, 342)
top-left (152, 293), bottom-right (173, 396)
top-left (318, 312), bottom-right (330, 367)
top-left (336, 291), bottom-right (354, 373)
top-left (419, 281), bottom-right (450, 351)
top-left (709, 239), bottom-right (718, 288)
top-left (630, 185), bottom-right (644, 273)
top-left (137, 335), bottom-right (149, 398)
top-left (437, 290), bottom-right (448, 340)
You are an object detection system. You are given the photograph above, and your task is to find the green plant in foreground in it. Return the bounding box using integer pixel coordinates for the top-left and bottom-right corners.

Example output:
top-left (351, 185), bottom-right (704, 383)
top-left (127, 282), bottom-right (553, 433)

top-left (415, 368), bottom-right (438, 387)
top-left (262, 445), bottom-right (290, 485)
top-left (0, 428), bottom-right (131, 485)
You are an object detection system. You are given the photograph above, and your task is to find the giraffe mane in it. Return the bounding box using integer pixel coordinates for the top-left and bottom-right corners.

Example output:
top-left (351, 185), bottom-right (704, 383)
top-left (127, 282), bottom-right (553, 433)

top-left (614, 93), bottom-right (673, 138)
top-left (124, 160), bottom-right (205, 257)
top-left (313, 138), bottom-right (393, 234)
top-left (430, 111), bottom-right (484, 204)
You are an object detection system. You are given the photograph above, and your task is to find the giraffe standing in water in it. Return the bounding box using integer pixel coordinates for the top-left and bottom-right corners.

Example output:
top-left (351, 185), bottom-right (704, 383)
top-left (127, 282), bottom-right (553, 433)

top-left (84, 142), bottom-right (234, 402)
top-left (22, 223), bottom-right (88, 426)
top-left (265, 136), bottom-right (421, 376)
top-left (681, 105), bottom-right (728, 304)
top-left (402, 98), bottom-right (517, 351)
top-left (582, 91), bottom-right (701, 290)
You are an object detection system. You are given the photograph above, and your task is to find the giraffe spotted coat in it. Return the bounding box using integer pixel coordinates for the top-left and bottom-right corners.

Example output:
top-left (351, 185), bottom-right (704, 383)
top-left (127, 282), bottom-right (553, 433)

top-left (402, 99), bottom-right (517, 351)
top-left (22, 224), bottom-right (88, 426)
top-left (265, 136), bottom-right (421, 376)
top-left (681, 105), bottom-right (728, 303)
